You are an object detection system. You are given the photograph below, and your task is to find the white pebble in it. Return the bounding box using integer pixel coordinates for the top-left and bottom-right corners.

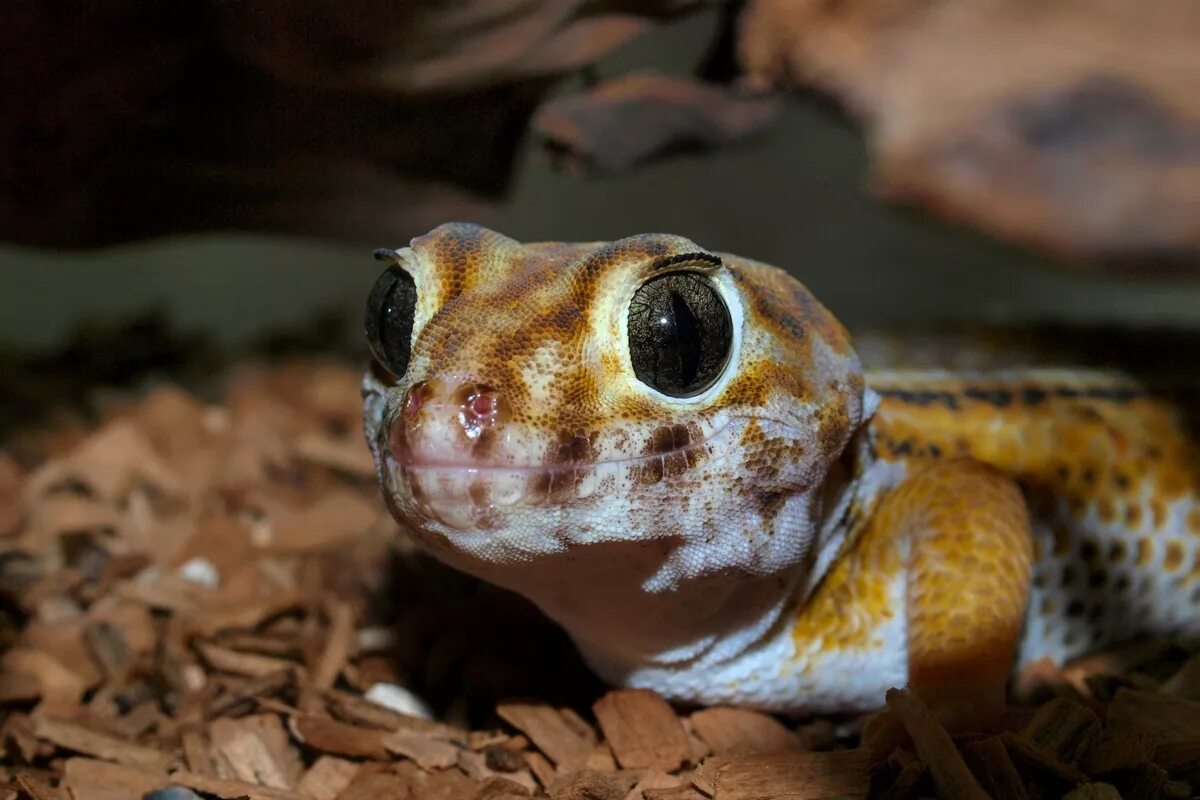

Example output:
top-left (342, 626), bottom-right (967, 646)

top-left (365, 683), bottom-right (433, 719)
top-left (177, 557), bottom-right (220, 588)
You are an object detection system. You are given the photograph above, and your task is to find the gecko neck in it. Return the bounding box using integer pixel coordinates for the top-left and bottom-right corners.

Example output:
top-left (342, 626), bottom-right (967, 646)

top-left (517, 427), bottom-right (880, 684)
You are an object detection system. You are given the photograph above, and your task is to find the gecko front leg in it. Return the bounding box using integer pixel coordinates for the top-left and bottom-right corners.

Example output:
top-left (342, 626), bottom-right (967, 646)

top-left (797, 458), bottom-right (1033, 727)
top-left (901, 459), bottom-right (1034, 727)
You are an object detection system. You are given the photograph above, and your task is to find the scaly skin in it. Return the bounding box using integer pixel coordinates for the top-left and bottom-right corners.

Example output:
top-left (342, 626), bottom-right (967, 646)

top-left (362, 224), bottom-right (1200, 716)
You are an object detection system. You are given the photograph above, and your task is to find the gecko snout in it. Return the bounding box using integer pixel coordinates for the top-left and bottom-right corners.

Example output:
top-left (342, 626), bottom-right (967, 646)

top-left (390, 375), bottom-right (513, 466)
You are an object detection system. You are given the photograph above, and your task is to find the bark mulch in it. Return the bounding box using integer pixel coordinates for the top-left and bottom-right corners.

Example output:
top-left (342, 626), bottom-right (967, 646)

top-left (2, 359), bottom-right (1198, 799)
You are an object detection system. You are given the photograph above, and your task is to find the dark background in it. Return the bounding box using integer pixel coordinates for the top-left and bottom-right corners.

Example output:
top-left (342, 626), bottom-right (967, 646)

top-left (3, 9), bottom-right (1198, 353)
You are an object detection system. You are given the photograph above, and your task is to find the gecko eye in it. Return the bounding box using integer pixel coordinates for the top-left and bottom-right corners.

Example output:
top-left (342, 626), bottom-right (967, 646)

top-left (365, 255), bottom-right (418, 378)
top-left (628, 272), bottom-right (732, 398)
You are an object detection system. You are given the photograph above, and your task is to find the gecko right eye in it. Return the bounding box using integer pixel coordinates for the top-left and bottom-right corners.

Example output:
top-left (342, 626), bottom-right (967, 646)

top-left (365, 251), bottom-right (418, 378)
top-left (627, 271), bottom-right (732, 398)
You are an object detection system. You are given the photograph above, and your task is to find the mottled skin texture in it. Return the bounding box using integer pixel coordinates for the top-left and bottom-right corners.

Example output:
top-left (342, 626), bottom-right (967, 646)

top-left (363, 224), bottom-right (1200, 716)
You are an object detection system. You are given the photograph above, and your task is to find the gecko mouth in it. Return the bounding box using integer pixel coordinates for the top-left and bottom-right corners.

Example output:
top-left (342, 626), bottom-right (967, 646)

top-left (381, 418), bottom-right (742, 531)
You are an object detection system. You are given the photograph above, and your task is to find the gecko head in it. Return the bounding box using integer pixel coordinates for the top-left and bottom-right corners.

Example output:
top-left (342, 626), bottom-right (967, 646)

top-left (362, 223), bottom-right (871, 627)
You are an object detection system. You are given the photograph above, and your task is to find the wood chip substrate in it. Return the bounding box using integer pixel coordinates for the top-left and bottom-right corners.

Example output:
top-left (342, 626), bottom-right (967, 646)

top-left (2, 359), bottom-right (1199, 799)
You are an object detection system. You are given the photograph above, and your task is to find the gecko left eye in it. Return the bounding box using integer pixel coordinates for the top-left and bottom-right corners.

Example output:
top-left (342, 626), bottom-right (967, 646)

top-left (628, 272), bottom-right (732, 398)
top-left (365, 256), bottom-right (418, 378)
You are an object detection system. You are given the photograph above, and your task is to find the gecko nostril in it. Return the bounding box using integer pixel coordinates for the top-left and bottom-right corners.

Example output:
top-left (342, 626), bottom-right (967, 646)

top-left (403, 379), bottom-right (441, 418)
top-left (467, 390), bottom-right (498, 422)
top-left (459, 384), bottom-right (510, 434)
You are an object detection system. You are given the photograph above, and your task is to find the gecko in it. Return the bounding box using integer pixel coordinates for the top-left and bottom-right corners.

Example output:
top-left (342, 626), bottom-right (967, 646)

top-left (361, 223), bottom-right (1200, 722)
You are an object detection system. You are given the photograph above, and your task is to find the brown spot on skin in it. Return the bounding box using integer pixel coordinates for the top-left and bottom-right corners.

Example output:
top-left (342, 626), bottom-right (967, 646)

top-left (1051, 523), bottom-right (1071, 557)
top-left (647, 424), bottom-right (687, 455)
top-left (1079, 537), bottom-right (1100, 563)
top-left (1126, 504), bottom-right (1143, 529)
top-left (469, 481), bottom-right (490, 508)
top-left (1136, 537), bottom-right (1154, 567)
top-left (553, 429), bottom-right (597, 464)
top-left (1189, 507), bottom-right (1200, 536)
top-left (752, 488), bottom-right (789, 523)
top-left (636, 458), bottom-right (664, 486)
top-left (814, 399), bottom-right (851, 459)
top-left (1164, 541), bottom-right (1185, 572)
top-left (663, 451), bottom-right (689, 479)
top-left (529, 469), bottom-right (582, 505)
top-left (1097, 498), bottom-right (1117, 525)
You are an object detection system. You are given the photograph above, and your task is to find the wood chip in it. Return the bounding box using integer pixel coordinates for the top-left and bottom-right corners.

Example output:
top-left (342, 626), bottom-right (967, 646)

top-left (0, 453), bottom-right (26, 537)
top-left (884, 689), bottom-right (989, 800)
top-left (497, 701), bottom-right (596, 769)
top-left (549, 769), bottom-right (626, 800)
top-left (180, 727), bottom-right (214, 776)
top-left (295, 433), bottom-right (376, 478)
top-left (878, 748), bottom-right (926, 800)
top-left (1108, 762), bottom-right (1169, 800)
top-left (962, 736), bottom-right (1029, 800)
top-left (290, 714), bottom-right (389, 760)
top-left (196, 642), bottom-right (298, 678)
top-left (473, 775), bottom-right (534, 799)
top-left (624, 769), bottom-right (686, 800)
top-left (643, 786), bottom-right (706, 800)
top-left (1161, 654), bottom-right (1200, 701)
top-left (0, 669), bottom-right (42, 704)
top-left (296, 756), bottom-right (360, 800)
top-left (459, 749), bottom-right (539, 794)
top-left (262, 489), bottom-right (379, 554)
top-left (166, 770), bottom-right (307, 800)
top-left (524, 750), bottom-right (558, 789)
top-left (330, 768), bottom-right (413, 800)
top-left (1020, 696), bottom-right (1101, 764)
top-left (383, 730), bottom-right (460, 770)
top-left (713, 749), bottom-right (873, 800)
top-left (593, 689), bottom-right (689, 771)
top-left (13, 772), bottom-right (68, 800)
top-left (31, 715), bottom-right (174, 772)
top-left (210, 716), bottom-right (296, 789)
top-left (1000, 730), bottom-right (1090, 786)
top-left (1080, 728), bottom-right (1158, 774)
top-left (62, 758), bottom-right (166, 800)
top-left (3, 647), bottom-right (89, 714)
top-left (1107, 689), bottom-right (1200, 746)
top-left (688, 707), bottom-right (798, 757)
top-left (311, 600), bottom-right (355, 691)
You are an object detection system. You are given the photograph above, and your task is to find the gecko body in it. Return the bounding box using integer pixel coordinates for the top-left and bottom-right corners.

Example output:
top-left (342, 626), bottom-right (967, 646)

top-left (362, 224), bottom-right (1200, 716)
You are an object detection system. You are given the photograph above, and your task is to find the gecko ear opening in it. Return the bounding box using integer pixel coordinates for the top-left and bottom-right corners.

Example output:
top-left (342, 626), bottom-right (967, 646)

top-left (627, 272), bottom-right (732, 398)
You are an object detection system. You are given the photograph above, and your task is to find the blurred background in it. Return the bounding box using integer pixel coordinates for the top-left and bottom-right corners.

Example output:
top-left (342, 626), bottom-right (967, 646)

top-left (4, 2), bottom-right (1199, 356)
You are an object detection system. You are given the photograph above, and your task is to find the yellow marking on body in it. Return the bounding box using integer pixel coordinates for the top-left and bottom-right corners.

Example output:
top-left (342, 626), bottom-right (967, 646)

top-left (866, 372), bottom-right (1200, 548)
top-left (791, 504), bottom-right (904, 656)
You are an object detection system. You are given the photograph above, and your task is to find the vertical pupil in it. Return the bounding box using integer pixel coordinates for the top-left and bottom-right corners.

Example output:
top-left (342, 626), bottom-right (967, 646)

top-left (670, 291), bottom-right (700, 388)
